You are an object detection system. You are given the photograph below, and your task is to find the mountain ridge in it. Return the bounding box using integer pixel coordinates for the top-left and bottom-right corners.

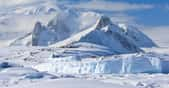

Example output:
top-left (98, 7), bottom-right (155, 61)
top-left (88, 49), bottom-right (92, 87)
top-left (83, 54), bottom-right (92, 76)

top-left (10, 10), bottom-right (156, 54)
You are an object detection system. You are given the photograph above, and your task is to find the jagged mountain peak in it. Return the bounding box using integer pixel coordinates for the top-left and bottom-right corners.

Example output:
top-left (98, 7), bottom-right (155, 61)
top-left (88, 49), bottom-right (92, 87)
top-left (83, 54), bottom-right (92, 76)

top-left (96, 15), bottom-right (112, 29)
top-left (34, 22), bottom-right (43, 31)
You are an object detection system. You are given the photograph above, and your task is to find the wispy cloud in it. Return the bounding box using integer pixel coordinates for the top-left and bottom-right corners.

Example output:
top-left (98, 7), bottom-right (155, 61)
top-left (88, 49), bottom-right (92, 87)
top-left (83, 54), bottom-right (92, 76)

top-left (165, 4), bottom-right (169, 10)
top-left (110, 13), bottom-right (136, 25)
top-left (0, 0), bottom-right (32, 7)
top-left (68, 1), bottom-right (154, 12)
top-left (0, 0), bottom-right (154, 11)
top-left (0, 0), bottom-right (49, 8)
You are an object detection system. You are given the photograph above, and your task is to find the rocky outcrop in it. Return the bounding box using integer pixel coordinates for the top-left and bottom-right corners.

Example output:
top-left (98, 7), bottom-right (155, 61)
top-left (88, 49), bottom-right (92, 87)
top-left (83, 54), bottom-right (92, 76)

top-left (32, 22), bottom-right (46, 46)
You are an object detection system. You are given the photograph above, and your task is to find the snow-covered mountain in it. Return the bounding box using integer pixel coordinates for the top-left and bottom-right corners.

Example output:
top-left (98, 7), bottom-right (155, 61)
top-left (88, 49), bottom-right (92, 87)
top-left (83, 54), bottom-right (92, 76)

top-left (0, 0), bottom-right (63, 48)
top-left (10, 10), bottom-right (157, 54)
top-left (10, 10), bottom-right (144, 54)
top-left (49, 15), bottom-right (142, 54)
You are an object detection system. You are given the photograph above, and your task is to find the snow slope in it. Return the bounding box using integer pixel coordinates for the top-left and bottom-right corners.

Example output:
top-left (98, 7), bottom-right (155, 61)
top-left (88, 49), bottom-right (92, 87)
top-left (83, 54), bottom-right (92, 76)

top-left (6, 78), bottom-right (133, 88)
top-left (118, 24), bottom-right (157, 48)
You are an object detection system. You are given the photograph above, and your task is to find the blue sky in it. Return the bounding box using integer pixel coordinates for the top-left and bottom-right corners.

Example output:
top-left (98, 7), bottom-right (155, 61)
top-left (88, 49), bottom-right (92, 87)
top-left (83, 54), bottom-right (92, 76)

top-left (126, 5), bottom-right (169, 26)
top-left (64, 0), bottom-right (169, 27)
top-left (106, 0), bottom-right (169, 4)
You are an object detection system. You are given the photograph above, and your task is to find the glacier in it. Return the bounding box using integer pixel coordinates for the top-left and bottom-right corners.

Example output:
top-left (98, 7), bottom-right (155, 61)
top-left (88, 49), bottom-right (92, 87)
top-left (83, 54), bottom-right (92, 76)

top-left (34, 52), bottom-right (169, 74)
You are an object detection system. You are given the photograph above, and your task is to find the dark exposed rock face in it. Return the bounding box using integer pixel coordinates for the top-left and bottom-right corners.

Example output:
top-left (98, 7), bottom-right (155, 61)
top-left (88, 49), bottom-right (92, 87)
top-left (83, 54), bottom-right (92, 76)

top-left (96, 16), bottom-right (112, 29)
top-left (32, 22), bottom-right (46, 46)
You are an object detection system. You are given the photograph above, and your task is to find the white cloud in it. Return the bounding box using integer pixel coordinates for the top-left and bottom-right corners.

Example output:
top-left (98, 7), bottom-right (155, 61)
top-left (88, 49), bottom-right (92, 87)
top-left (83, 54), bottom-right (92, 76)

top-left (0, 0), bottom-right (154, 11)
top-left (0, 0), bottom-right (47, 8)
top-left (0, 0), bottom-right (31, 7)
top-left (110, 13), bottom-right (136, 25)
top-left (67, 1), bottom-right (154, 12)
